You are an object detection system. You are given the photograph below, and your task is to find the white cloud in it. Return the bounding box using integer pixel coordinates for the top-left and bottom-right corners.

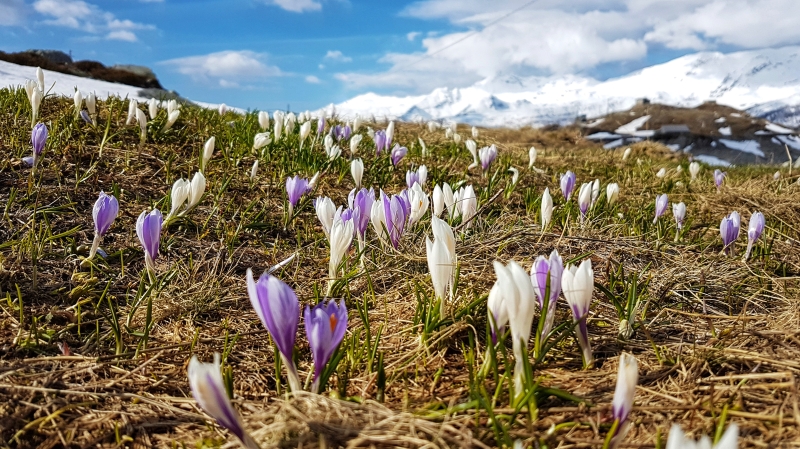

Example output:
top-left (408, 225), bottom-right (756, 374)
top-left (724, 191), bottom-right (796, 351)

top-left (31, 0), bottom-right (154, 41)
top-left (324, 50), bottom-right (352, 62)
top-left (161, 50), bottom-right (282, 88)
top-left (305, 75), bottom-right (321, 84)
top-left (338, 0), bottom-right (800, 94)
top-left (266, 0), bottom-right (321, 13)
top-left (0, 0), bottom-right (28, 26)
top-left (406, 31), bottom-right (421, 41)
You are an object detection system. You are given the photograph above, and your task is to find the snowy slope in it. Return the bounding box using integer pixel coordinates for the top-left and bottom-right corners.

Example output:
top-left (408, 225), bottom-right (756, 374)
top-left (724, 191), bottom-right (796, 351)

top-left (0, 60), bottom-right (148, 101)
top-left (334, 46), bottom-right (800, 128)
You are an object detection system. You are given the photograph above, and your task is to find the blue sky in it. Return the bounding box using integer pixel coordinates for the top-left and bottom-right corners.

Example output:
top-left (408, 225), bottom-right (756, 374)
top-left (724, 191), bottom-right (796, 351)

top-left (2, 0), bottom-right (800, 111)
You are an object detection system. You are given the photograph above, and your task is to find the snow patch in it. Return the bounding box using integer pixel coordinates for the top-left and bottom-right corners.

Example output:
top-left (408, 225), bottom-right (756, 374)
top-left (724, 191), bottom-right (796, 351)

top-left (765, 122), bottom-right (795, 134)
top-left (719, 126), bottom-right (732, 136)
top-left (694, 155), bottom-right (733, 167)
top-left (718, 139), bottom-right (765, 157)
top-left (585, 132), bottom-right (622, 140)
top-left (615, 115), bottom-right (651, 135)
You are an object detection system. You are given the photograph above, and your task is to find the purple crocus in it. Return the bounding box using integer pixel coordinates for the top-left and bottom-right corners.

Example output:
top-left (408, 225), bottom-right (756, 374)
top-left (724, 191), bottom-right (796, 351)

top-left (80, 109), bottom-right (93, 125)
top-left (381, 191), bottom-right (408, 248)
top-left (479, 145), bottom-right (498, 172)
top-left (530, 250), bottom-right (564, 340)
top-left (286, 175), bottom-right (310, 218)
top-left (653, 194), bottom-right (668, 224)
top-left (714, 169), bottom-right (726, 192)
top-left (246, 269), bottom-right (301, 391)
top-left (88, 191), bottom-right (119, 260)
top-left (560, 171), bottom-right (576, 201)
top-left (348, 188), bottom-right (375, 241)
top-left (390, 144), bottom-right (407, 166)
top-left (373, 130), bottom-right (387, 155)
top-left (188, 354), bottom-right (258, 449)
top-left (136, 209), bottom-right (163, 275)
top-left (720, 211), bottom-right (741, 255)
top-left (334, 124), bottom-right (351, 141)
top-left (317, 116), bottom-right (326, 135)
top-left (23, 122), bottom-right (48, 167)
top-left (304, 300), bottom-right (348, 393)
top-left (744, 211), bottom-right (765, 260)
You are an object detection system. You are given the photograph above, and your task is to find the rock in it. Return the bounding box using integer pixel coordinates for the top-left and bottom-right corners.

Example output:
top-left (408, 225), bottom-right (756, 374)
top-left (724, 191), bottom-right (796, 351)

top-left (112, 65), bottom-right (157, 80)
top-left (24, 49), bottom-right (72, 65)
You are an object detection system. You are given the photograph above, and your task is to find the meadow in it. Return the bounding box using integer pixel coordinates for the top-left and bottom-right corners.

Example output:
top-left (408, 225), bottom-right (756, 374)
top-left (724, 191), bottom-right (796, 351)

top-left (0, 71), bottom-right (799, 448)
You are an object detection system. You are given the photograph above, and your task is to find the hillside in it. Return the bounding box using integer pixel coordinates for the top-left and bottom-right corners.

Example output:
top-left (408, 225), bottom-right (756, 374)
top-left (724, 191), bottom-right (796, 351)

top-left (334, 46), bottom-right (800, 129)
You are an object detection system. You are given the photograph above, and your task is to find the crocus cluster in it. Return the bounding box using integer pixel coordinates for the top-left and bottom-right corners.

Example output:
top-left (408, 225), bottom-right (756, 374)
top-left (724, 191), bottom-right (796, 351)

top-left (165, 172), bottom-right (207, 223)
top-left (406, 165), bottom-right (428, 189)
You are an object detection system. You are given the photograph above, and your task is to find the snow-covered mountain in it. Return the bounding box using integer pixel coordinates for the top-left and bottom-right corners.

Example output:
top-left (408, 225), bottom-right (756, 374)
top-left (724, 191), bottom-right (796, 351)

top-left (335, 46), bottom-right (800, 128)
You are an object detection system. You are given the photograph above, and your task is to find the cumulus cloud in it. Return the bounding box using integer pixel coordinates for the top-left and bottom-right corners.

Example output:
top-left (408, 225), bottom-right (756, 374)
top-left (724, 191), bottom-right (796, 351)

top-left (161, 50), bottom-right (282, 88)
top-left (406, 31), bottom-right (421, 41)
top-left (324, 50), bottom-right (352, 63)
top-left (0, 0), bottom-right (27, 26)
top-left (337, 0), bottom-right (800, 94)
top-left (265, 0), bottom-right (321, 13)
top-left (305, 75), bottom-right (321, 84)
top-left (31, 0), bottom-right (154, 41)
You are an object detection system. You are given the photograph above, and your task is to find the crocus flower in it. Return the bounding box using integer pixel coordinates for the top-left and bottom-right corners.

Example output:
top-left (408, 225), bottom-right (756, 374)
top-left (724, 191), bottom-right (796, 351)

top-left (419, 137), bottom-right (427, 157)
top-left (390, 144), bottom-right (407, 166)
top-left (185, 171), bottom-right (206, 212)
top-left (407, 183), bottom-right (429, 228)
top-left (466, 139), bottom-right (479, 170)
top-left (744, 211), bottom-right (764, 260)
top-left (218, 103), bottom-right (227, 115)
top-left (24, 122), bottom-right (48, 168)
top-left (315, 196), bottom-right (336, 238)
top-left (167, 178), bottom-right (190, 221)
top-left (541, 187), bottom-right (553, 231)
top-left (373, 130), bottom-right (387, 154)
top-left (442, 183), bottom-right (455, 219)
top-left (351, 158), bottom-right (364, 189)
top-left (689, 161), bottom-right (700, 181)
top-left (508, 167), bottom-right (519, 185)
top-left (202, 136), bottom-right (215, 172)
top-left (188, 354), bottom-right (260, 449)
top-left (353, 116), bottom-right (362, 133)
top-left (530, 250), bottom-right (563, 340)
top-left (427, 121), bottom-right (439, 132)
top-left (258, 111), bottom-right (270, 130)
top-left (327, 216), bottom-right (354, 292)
top-left (29, 83), bottom-right (42, 126)
top-left (720, 211), bottom-right (741, 255)
top-left (273, 110), bottom-right (284, 141)
top-left (136, 209), bottom-right (163, 275)
top-left (432, 184), bottom-right (444, 217)
top-left (73, 90), bottom-right (83, 114)
top-left (431, 215), bottom-right (456, 272)
top-left (426, 234), bottom-right (453, 311)
top-left (656, 168), bottom-right (667, 178)
top-left (126, 99), bottom-right (138, 125)
top-left (286, 175), bottom-right (310, 219)
top-left (305, 300), bottom-right (348, 393)
top-left (80, 109), bottom-right (92, 125)
top-left (299, 121), bottom-right (311, 145)
top-left (250, 160), bottom-right (259, 180)
top-left (666, 423), bottom-right (738, 449)
top-left (350, 134), bottom-right (362, 154)
top-left (653, 194), bottom-right (668, 224)
top-left (607, 183), bottom-right (620, 206)
top-left (472, 126), bottom-right (479, 139)
top-left (85, 92), bottom-right (96, 116)
top-left (348, 188), bottom-right (374, 242)
top-left (714, 169), bottom-right (726, 192)
top-left (370, 190), bottom-right (407, 249)
top-left (285, 112), bottom-right (296, 132)
top-left (385, 121), bottom-right (395, 147)
top-left (136, 109), bottom-right (148, 144)
top-left (562, 259), bottom-right (594, 368)
top-left (460, 185), bottom-right (478, 231)
top-left (590, 179), bottom-right (600, 208)
top-left (578, 182), bottom-right (592, 222)
top-left (164, 109), bottom-right (180, 131)
top-left (89, 191), bottom-right (119, 260)
top-left (326, 144), bottom-right (342, 161)
top-left (622, 147), bottom-right (632, 161)
top-left (609, 353), bottom-right (639, 447)
top-left (148, 98), bottom-right (159, 120)
top-left (494, 260), bottom-right (537, 395)
top-left (673, 202), bottom-right (686, 230)
top-left (246, 269), bottom-right (301, 392)
top-left (317, 116), bottom-right (326, 135)
top-left (453, 133), bottom-right (462, 143)
top-left (479, 145), bottom-right (498, 173)
top-left (487, 282), bottom-right (508, 345)
top-left (253, 132), bottom-right (271, 150)
top-left (774, 171), bottom-right (781, 180)
top-left (528, 146), bottom-right (537, 168)
top-left (560, 171), bottom-right (576, 201)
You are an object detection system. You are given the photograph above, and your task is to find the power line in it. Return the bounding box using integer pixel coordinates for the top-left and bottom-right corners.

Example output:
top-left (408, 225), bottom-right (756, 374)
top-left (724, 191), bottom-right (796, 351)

top-left (403, 0), bottom-right (540, 70)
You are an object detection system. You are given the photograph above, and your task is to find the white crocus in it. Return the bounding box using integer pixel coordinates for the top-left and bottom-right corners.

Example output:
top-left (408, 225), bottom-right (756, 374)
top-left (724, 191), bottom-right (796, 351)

top-left (308, 171), bottom-right (320, 190)
top-left (432, 184), bottom-right (444, 217)
top-left (431, 215), bottom-right (456, 269)
top-left (386, 120), bottom-right (395, 144)
top-left (622, 147), bottom-right (632, 161)
top-left (136, 109), bottom-right (148, 143)
top-left (466, 139), bottom-right (479, 169)
top-left (250, 160), bottom-right (259, 179)
top-left (299, 121), bottom-right (312, 146)
top-left (656, 167), bottom-right (667, 178)
top-left (666, 423), bottom-right (738, 449)
top-left (443, 183), bottom-right (455, 219)
top-left (495, 260), bottom-right (537, 395)
top-left (426, 235), bottom-right (453, 308)
top-left (258, 111), bottom-right (270, 130)
top-left (591, 179), bottom-right (600, 207)
top-left (327, 144), bottom-right (341, 161)
top-left (167, 99), bottom-right (179, 116)
top-left (284, 112), bottom-right (296, 132)
top-left (353, 115), bottom-right (362, 133)
top-left (163, 109), bottom-right (180, 131)
top-left (453, 133), bottom-right (462, 144)
top-left (168, 178), bottom-right (190, 219)
top-left (528, 147), bottom-right (537, 168)
top-left (273, 110), bottom-right (284, 141)
top-left (427, 121), bottom-right (439, 132)
top-left (508, 167), bottom-right (520, 185)
top-left (417, 165), bottom-right (428, 187)
top-left (85, 92), bottom-right (96, 116)
top-left (419, 137), bottom-right (427, 157)
top-left (460, 185), bottom-right (477, 230)
top-left (689, 161), bottom-right (700, 180)
top-left (562, 259), bottom-right (594, 368)
top-left (73, 90), bottom-right (83, 114)
top-left (610, 353), bottom-right (639, 447)
top-left (185, 172), bottom-right (206, 212)
top-left (30, 88), bottom-right (42, 126)
top-left (36, 67), bottom-right (45, 93)
top-left (253, 132), bottom-right (271, 150)
top-left (541, 187), bottom-right (553, 231)
top-left (126, 99), bottom-right (138, 125)
top-left (217, 103), bottom-right (227, 115)
top-left (578, 182), bottom-right (592, 223)
top-left (407, 183), bottom-right (429, 228)
top-left (472, 126), bottom-right (479, 139)
top-left (606, 183), bottom-right (620, 205)
top-left (351, 158), bottom-right (364, 189)
top-left (324, 134), bottom-right (334, 154)
top-left (148, 98), bottom-right (159, 120)
top-left (366, 127), bottom-right (375, 139)
top-left (445, 128), bottom-right (453, 139)
top-left (370, 197), bottom-right (388, 245)
top-left (202, 136), bottom-right (215, 172)
top-left (315, 196), bottom-right (337, 238)
top-left (350, 134), bottom-right (362, 154)
top-left (327, 217), bottom-right (354, 293)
